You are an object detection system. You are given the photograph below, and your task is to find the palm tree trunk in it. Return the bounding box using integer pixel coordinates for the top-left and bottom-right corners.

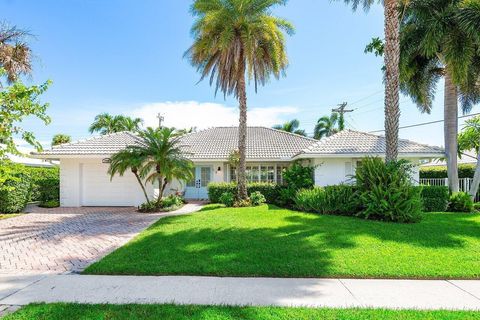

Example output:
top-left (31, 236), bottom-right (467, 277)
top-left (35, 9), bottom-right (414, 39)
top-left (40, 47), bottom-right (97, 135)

top-left (132, 170), bottom-right (150, 203)
top-left (383, 0), bottom-right (401, 163)
top-left (237, 51), bottom-right (248, 200)
top-left (469, 151), bottom-right (480, 199)
top-left (444, 69), bottom-right (459, 192)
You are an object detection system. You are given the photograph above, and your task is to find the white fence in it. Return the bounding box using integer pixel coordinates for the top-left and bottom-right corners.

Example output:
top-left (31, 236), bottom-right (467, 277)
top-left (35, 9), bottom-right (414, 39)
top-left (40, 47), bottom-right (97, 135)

top-left (419, 178), bottom-right (480, 201)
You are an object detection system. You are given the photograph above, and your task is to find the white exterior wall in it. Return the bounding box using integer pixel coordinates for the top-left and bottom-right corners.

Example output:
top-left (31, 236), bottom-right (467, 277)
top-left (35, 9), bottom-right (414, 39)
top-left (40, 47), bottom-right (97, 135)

top-left (60, 158), bottom-right (154, 207)
top-left (313, 157), bottom-right (421, 187)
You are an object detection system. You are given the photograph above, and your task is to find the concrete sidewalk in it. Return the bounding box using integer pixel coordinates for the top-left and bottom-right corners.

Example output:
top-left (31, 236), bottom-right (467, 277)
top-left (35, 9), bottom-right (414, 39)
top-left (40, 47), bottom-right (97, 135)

top-left (1, 274), bottom-right (479, 310)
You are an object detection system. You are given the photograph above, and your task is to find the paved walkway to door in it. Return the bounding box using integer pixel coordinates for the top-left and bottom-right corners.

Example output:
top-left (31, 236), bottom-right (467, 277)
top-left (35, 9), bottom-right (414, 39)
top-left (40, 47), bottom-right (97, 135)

top-left (0, 203), bottom-right (205, 275)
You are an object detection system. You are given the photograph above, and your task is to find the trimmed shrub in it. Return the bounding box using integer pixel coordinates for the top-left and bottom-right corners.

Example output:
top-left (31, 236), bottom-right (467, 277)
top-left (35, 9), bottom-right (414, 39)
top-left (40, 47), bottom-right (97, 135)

top-left (219, 192), bottom-right (235, 207)
top-left (420, 164), bottom-right (475, 179)
top-left (355, 157), bottom-right (423, 223)
top-left (418, 186), bottom-right (449, 212)
top-left (250, 191), bottom-right (266, 206)
top-left (277, 162), bottom-right (315, 207)
top-left (0, 163), bottom-right (32, 213)
top-left (25, 166), bottom-right (59, 202)
top-left (448, 192), bottom-right (474, 212)
top-left (208, 182), bottom-right (280, 204)
top-left (294, 185), bottom-right (358, 216)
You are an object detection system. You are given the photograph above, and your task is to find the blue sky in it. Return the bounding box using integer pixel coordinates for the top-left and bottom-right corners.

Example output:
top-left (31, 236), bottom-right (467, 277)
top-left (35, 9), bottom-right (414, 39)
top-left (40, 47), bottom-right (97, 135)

top-left (2, 0), bottom-right (462, 148)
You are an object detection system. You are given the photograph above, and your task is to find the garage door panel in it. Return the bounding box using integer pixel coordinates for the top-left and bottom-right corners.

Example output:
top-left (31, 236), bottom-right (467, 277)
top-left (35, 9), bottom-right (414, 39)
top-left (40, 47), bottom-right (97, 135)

top-left (81, 163), bottom-right (140, 206)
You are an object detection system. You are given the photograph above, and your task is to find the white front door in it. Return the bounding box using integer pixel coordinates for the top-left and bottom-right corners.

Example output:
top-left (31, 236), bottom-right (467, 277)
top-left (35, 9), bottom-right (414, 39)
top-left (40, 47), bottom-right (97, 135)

top-left (185, 166), bottom-right (212, 200)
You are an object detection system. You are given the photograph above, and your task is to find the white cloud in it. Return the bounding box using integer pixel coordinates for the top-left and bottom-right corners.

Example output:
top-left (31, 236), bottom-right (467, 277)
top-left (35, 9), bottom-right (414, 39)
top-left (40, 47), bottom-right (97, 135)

top-left (128, 101), bottom-right (298, 130)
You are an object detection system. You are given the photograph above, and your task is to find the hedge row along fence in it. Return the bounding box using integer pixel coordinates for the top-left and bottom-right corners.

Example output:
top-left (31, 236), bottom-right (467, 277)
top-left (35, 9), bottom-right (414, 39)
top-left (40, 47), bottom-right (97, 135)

top-left (420, 164), bottom-right (475, 179)
top-left (0, 163), bottom-right (60, 213)
top-left (207, 182), bottom-right (450, 214)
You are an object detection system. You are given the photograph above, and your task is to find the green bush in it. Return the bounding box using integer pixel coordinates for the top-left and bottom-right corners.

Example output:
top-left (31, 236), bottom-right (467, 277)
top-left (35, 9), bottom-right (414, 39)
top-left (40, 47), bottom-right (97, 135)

top-left (277, 162), bottom-right (315, 207)
top-left (473, 202), bottom-right (480, 211)
top-left (294, 185), bottom-right (358, 216)
top-left (250, 191), bottom-right (266, 206)
top-left (208, 182), bottom-right (279, 204)
top-left (161, 194), bottom-right (184, 209)
top-left (355, 157), bottom-right (423, 223)
top-left (219, 192), bottom-right (235, 207)
top-left (138, 201), bottom-right (158, 213)
top-left (39, 200), bottom-right (60, 208)
top-left (420, 164), bottom-right (475, 179)
top-left (25, 166), bottom-right (59, 202)
top-left (448, 192), bottom-right (474, 212)
top-left (418, 186), bottom-right (449, 212)
top-left (0, 162), bottom-right (32, 213)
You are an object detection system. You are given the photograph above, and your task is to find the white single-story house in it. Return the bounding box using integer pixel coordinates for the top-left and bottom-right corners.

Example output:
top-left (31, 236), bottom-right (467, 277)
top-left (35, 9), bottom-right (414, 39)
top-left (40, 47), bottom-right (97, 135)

top-left (32, 127), bottom-right (444, 207)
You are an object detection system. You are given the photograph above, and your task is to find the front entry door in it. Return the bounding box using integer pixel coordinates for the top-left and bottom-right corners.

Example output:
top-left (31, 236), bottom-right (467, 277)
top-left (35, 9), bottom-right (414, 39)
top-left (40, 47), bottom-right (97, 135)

top-left (185, 166), bottom-right (212, 200)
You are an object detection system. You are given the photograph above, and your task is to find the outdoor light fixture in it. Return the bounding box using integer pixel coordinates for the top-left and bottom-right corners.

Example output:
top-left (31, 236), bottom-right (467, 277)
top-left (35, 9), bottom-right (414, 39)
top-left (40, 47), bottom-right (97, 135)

top-left (102, 158), bottom-right (111, 164)
top-left (217, 166), bottom-right (222, 172)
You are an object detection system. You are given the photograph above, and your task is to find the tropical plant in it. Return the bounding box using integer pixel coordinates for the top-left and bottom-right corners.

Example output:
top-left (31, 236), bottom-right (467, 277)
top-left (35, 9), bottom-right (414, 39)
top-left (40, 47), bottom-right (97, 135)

top-left (186, 0), bottom-right (294, 200)
top-left (339, 0), bottom-right (402, 162)
top-left (249, 191), bottom-right (266, 206)
top-left (0, 68), bottom-right (51, 157)
top-left (219, 192), bottom-right (235, 207)
top-left (89, 113), bottom-right (143, 135)
top-left (458, 116), bottom-right (480, 198)
top-left (448, 192), bottom-right (474, 212)
top-left (314, 112), bottom-right (339, 139)
top-left (51, 134), bottom-right (71, 146)
top-left (136, 127), bottom-right (194, 207)
top-left (399, 0), bottom-right (480, 192)
top-left (0, 22), bottom-right (32, 84)
top-left (273, 119), bottom-right (306, 136)
top-left (108, 148), bottom-right (151, 203)
top-left (355, 157), bottom-right (423, 223)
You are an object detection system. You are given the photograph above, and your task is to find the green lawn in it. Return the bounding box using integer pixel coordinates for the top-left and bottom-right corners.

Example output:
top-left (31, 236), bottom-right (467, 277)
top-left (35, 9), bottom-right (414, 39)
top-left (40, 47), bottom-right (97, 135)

top-left (0, 214), bottom-right (21, 220)
top-left (5, 303), bottom-right (480, 320)
top-left (84, 205), bottom-right (480, 279)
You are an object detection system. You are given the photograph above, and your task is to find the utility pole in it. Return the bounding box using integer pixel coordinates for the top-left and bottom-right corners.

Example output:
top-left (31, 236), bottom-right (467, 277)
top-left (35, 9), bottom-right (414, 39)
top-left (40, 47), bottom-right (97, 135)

top-left (332, 102), bottom-right (353, 130)
top-left (156, 113), bottom-right (164, 128)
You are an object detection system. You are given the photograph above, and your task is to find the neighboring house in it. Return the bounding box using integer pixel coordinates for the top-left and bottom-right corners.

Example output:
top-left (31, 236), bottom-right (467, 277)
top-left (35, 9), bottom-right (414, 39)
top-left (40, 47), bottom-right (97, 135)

top-left (421, 149), bottom-right (476, 168)
top-left (32, 127), bottom-right (444, 207)
top-left (3, 146), bottom-right (57, 168)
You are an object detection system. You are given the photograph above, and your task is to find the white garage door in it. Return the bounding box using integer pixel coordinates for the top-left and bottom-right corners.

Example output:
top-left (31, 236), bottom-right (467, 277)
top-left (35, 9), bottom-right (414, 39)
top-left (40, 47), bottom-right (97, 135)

top-left (80, 162), bottom-right (141, 206)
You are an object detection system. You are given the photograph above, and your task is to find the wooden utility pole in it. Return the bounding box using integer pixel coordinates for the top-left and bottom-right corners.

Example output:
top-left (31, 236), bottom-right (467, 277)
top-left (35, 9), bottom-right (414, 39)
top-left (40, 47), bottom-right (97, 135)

top-left (332, 102), bottom-right (353, 130)
top-left (156, 113), bottom-right (164, 128)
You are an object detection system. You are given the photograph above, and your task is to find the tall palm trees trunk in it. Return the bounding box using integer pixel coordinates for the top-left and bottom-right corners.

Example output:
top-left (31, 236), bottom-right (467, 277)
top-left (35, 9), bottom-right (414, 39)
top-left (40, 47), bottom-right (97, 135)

top-left (444, 69), bottom-right (459, 192)
top-left (469, 151), bottom-right (480, 199)
top-left (383, 0), bottom-right (401, 163)
top-left (132, 168), bottom-right (150, 203)
top-left (237, 49), bottom-right (248, 201)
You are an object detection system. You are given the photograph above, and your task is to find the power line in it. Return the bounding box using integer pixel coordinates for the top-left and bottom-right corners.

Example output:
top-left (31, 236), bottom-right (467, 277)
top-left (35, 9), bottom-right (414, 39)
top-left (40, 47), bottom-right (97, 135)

top-left (369, 112), bottom-right (480, 133)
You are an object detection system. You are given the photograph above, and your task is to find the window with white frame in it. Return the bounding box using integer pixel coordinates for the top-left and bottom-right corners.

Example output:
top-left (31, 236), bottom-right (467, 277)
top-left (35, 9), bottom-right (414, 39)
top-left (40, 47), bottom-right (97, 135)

top-left (230, 164), bottom-right (289, 183)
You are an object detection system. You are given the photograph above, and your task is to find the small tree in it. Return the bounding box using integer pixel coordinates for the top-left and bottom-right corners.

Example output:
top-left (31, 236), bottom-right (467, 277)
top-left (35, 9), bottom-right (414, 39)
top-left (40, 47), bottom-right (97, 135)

top-left (458, 116), bottom-right (480, 199)
top-left (51, 134), bottom-right (71, 146)
top-left (273, 119), bottom-right (306, 136)
top-left (314, 112), bottom-right (340, 139)
top-left (89, 113), bottom-right (143, 135)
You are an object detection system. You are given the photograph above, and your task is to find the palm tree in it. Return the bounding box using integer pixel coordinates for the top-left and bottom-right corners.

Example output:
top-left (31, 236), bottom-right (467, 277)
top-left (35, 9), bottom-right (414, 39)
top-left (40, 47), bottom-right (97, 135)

top-left (339, 0), bottom-right (401, 162)
top-left (132, 127), bottom-right (194, 207)
top-left (273, 119), bottom-right (306, 136)
top-left (399, 0), bottom-right (480, 192)
top-left (0, 22), bottom-right (32, 83)
top-left (314, 113), bottom-right (339, 139)
top-left (458, 116), bottom-right (480, 199)
top-left (51, 134), bottom-right (71, 146)
top-left (185, 0), bottom-right (293, 200)
top-left (89, 113), bottom-right (143, 135)
top-left (108, 148), bottom-right (151, 203)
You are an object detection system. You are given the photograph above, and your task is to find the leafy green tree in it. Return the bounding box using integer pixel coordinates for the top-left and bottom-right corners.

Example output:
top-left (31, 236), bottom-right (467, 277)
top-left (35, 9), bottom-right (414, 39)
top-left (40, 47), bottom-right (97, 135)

top-left (0, 68), bottom-right (51, 157)
top-left (51, 134), bottom-right (71, 146)
top-left (458, 116), bottom-right (480, 199)
top-left (185, 0), bottom-right (294, 200)
top-left (89, 113), bottom-right (143, 135)
top-left (339, 0), bottom-right (402, 162)
top-left (273, 119), bottom-right (306, 136)
top-left (108, 148), bottom-right (151, 203)
top-left (399, 0), bottom-right (480, 192)
top-left (0, 22), bottom-right (32, 84)
top-left (314, 112), bottom-right (340, 139)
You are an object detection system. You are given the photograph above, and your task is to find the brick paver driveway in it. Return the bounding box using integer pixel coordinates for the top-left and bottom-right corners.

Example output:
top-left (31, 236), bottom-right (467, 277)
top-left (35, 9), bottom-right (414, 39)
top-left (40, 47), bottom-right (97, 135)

top-left (0, 207), bottom-right (163, 275)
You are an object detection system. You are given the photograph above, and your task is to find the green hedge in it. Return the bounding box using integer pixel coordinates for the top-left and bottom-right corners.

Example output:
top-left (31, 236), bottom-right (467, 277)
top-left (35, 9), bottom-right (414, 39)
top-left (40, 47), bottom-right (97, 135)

top-left (294, 185), bottom-right (358, 216)
top-left (420, 164), bottom-right (475, 179)
top-left (416, 185), bottom-right (449, 212)
top-left (208, 182), bottom-right (280, 204)
top-left (0, 163), bottom-right (32, 213)
top-left (25, 166), bottom-right (59, 202)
